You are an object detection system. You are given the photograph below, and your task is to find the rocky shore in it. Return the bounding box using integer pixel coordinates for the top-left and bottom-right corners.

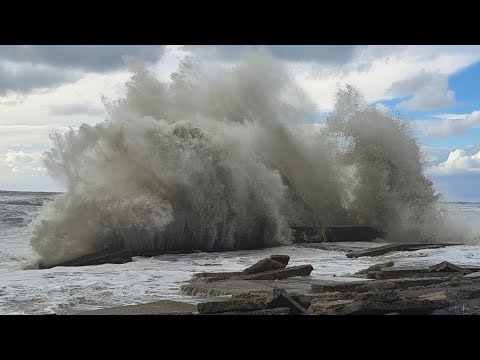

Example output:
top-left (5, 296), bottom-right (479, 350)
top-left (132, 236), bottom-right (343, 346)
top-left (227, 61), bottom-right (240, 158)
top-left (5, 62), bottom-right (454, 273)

top-left (72, 243), bottom-right (480, 315)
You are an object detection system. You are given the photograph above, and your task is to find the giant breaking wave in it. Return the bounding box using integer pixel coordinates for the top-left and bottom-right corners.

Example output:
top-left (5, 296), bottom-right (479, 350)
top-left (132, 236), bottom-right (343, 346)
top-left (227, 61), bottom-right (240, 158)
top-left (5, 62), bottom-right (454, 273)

top-left (30, 51), bottom-right (468, 266)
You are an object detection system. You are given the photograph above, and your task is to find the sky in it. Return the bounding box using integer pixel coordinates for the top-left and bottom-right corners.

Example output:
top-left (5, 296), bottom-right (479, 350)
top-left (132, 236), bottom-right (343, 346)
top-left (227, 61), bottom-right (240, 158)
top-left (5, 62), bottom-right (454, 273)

top-left (1, 45), bottom-right (480, 201)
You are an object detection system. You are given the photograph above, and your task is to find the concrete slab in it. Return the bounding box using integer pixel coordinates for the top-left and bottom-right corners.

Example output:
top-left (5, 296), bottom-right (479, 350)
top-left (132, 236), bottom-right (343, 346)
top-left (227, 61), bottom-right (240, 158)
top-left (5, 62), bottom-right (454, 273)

top-left (40, 249), bottom-right (133, 269)
top-left (180, 278), bottom-right (315, 297)
top-left (72, 300), bottom-right (197, 315)
top-left (236, 265), bottom-right (313, 280)
top-left (346, 243), bottom-right (459, 258)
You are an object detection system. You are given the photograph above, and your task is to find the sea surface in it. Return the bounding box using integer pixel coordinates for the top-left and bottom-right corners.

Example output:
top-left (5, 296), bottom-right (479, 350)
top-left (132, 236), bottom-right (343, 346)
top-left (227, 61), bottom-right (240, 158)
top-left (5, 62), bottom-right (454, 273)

top-left (1, 190), bottom-right (480, 315)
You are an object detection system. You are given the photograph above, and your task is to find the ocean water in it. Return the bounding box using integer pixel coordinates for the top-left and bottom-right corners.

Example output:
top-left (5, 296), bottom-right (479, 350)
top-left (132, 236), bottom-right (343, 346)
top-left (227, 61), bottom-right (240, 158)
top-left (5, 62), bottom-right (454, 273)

top-left (1, 190), bottom-right (480, 315)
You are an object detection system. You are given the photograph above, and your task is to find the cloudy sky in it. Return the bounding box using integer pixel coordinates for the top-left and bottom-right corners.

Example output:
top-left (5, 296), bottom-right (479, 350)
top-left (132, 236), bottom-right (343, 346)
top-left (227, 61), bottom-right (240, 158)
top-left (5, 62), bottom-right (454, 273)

top-left (1, 45), bottom-right (480, 201)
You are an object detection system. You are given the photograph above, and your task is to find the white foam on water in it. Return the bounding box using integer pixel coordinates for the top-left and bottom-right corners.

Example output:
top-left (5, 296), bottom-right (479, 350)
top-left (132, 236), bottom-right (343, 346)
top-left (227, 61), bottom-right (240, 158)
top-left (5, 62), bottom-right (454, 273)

top-left (1, 224), bottom-right (480, 314)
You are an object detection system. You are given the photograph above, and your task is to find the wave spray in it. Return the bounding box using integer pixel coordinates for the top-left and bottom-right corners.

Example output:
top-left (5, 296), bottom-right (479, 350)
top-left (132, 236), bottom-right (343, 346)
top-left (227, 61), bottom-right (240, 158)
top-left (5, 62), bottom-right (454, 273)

top-left (30, 51), bottom-right (462, 266)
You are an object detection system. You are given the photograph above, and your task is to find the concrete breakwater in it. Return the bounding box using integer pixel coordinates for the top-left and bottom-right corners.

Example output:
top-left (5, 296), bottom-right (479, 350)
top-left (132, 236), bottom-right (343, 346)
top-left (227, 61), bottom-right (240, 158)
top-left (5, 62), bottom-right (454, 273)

top-left (180, 254), bottom-right (480, 315)
top-left (73, 245), bottom-right (480, 315)
top-left (41, 226), bottom-right (380, 269)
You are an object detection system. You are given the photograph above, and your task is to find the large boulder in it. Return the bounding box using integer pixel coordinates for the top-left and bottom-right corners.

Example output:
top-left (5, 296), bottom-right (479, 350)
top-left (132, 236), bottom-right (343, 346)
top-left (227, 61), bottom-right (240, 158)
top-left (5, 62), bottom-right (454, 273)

top-left (197, 298), bottom-right (266, 314)
top-left (242, 258), bottom-right (286, 275)
top-left (269, 255), bottom-right (290, 267)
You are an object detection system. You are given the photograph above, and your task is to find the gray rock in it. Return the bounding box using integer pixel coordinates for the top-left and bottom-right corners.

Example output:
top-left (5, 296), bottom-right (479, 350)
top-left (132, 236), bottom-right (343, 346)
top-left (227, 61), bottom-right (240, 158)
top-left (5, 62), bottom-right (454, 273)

top-left (197, 298), bottom-right (266, 314)
top-left (347, 244), bottom-right (408, 258)
top-left (347, 243), bottom-right (456, 258)
top-left (231, 292), bottom-right (270, 300)
top-left (418, 291), bottom-right (448, 301)
top-left (194, 272), bottom-right (243, 281)
top-left (310, 299), bottom-right (354, 314)
top-left (305, 291), bottom-right (347, 302)
top-left (74, 300), bottom-right (197, 315)
top-left (356, 261), bottom-right (395, 274)
top-left (238, 265), bottom-right (313, 280)
top-left (211, 307), bottom-right (291, 315)
top-left (310, 280), bottom-right (367, 294)
top-left (265, 288), bottom-right (309, 314)
top-left (242, 258), bottom-right (286, 275)
top-left (428, 261), bottom-right (471, 274)
top-left (354, 290), bottom-right (400, 302)
top-left (269, 255), bottom-right (290, 267)
top-left (455, 288), bottom-right (480, 299)
top-left (356, 278), bottom-right (447, 292)
top-left (41, 249), bottom-right (133, 268)
top-left (339, 298), bottom-right (450, 315)
top-left (465, 272), bottom-right (480, 279)
top-left (375, 268), bottom-right (464, 280)
top-left (311, 277), bottom-right (451, 294)
top-left (180, 279), bottom-right (275, 297)
top-left (290, 292), bottom-right (312, 309)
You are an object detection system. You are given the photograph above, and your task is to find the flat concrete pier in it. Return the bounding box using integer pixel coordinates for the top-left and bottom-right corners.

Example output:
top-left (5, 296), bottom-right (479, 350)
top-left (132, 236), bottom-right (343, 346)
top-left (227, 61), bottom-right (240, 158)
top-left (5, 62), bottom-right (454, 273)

top-left (72, 300), bottom-right (197, 315)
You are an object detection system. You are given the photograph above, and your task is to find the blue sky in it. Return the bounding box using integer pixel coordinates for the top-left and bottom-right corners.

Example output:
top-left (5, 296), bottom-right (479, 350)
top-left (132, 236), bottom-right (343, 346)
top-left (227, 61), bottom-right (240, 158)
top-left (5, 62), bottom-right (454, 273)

top-left (372, 60), bottom-right (480, 201)
top-left (1, 45), bottom-right (480, 201)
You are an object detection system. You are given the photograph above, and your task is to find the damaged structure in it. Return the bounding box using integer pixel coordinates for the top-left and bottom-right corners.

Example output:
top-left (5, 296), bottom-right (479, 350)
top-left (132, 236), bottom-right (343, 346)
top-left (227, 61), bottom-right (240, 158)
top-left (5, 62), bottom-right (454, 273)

top-left (182, 257), bottom-right (480, 315)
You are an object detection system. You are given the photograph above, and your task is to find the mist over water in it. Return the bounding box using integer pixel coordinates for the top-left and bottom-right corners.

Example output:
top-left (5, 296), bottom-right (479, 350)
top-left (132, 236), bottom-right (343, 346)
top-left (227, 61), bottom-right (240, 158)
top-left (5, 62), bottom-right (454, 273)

top-left (29, 51), bottom-right (472, 266)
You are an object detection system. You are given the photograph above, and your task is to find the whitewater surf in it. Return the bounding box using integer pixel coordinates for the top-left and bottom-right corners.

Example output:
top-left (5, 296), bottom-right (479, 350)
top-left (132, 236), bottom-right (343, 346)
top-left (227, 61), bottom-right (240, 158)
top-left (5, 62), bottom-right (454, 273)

top-left (29, 51), bottom-right (472, 267)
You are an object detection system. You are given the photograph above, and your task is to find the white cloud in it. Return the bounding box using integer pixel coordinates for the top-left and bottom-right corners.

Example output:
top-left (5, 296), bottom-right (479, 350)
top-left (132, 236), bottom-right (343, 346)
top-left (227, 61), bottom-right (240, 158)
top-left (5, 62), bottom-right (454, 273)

top-left (0, 160), bottom-right (61, 192)
top-left (2, 45), bottom-right (480, 191)
top-left (416, 110), bottom-right (480, 137)
top-left (399, 88), bottom-right (454, 111)
top-left (421, 145), bottom-right (453, 164)
top-left (0, 46), bottom-right (166, 95)
top-left (180, 45), bottom-right (480, 111)
top-left (431, 149), bottom-right (480, 174)
top-left (49, 103), bottom-right (105, 116)
top-left (0, 124), bottom-right (68, 152)
top-left (0, 148), bottom-right (57, 191)
top-left (433, 113), bottom-right (468, 120)
top-left (0, 46), bottom-right (191, 191)
top-left (389, 71), bottom-right (454, 110)
top-left (3, 150), bottom-right (45, 174)
top-left (287, 45), bottom-right (480, 112)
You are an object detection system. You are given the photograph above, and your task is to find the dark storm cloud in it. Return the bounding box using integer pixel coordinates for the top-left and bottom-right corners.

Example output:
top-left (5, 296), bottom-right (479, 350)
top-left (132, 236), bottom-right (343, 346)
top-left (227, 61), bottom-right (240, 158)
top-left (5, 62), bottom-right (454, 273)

top-left (0, 45), bottom-right (166, 72)
top-left (0, 64), bottom-right (79, 96)
top-left (0, 45), bottom-right (165, 96)
top-left (183, 45), bottom-right (364, 64)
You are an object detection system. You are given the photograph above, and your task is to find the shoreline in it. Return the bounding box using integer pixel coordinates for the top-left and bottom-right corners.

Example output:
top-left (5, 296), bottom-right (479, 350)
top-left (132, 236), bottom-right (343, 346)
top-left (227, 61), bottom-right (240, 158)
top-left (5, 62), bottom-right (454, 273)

top-left (69, 245), bottom-right (480, 315)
